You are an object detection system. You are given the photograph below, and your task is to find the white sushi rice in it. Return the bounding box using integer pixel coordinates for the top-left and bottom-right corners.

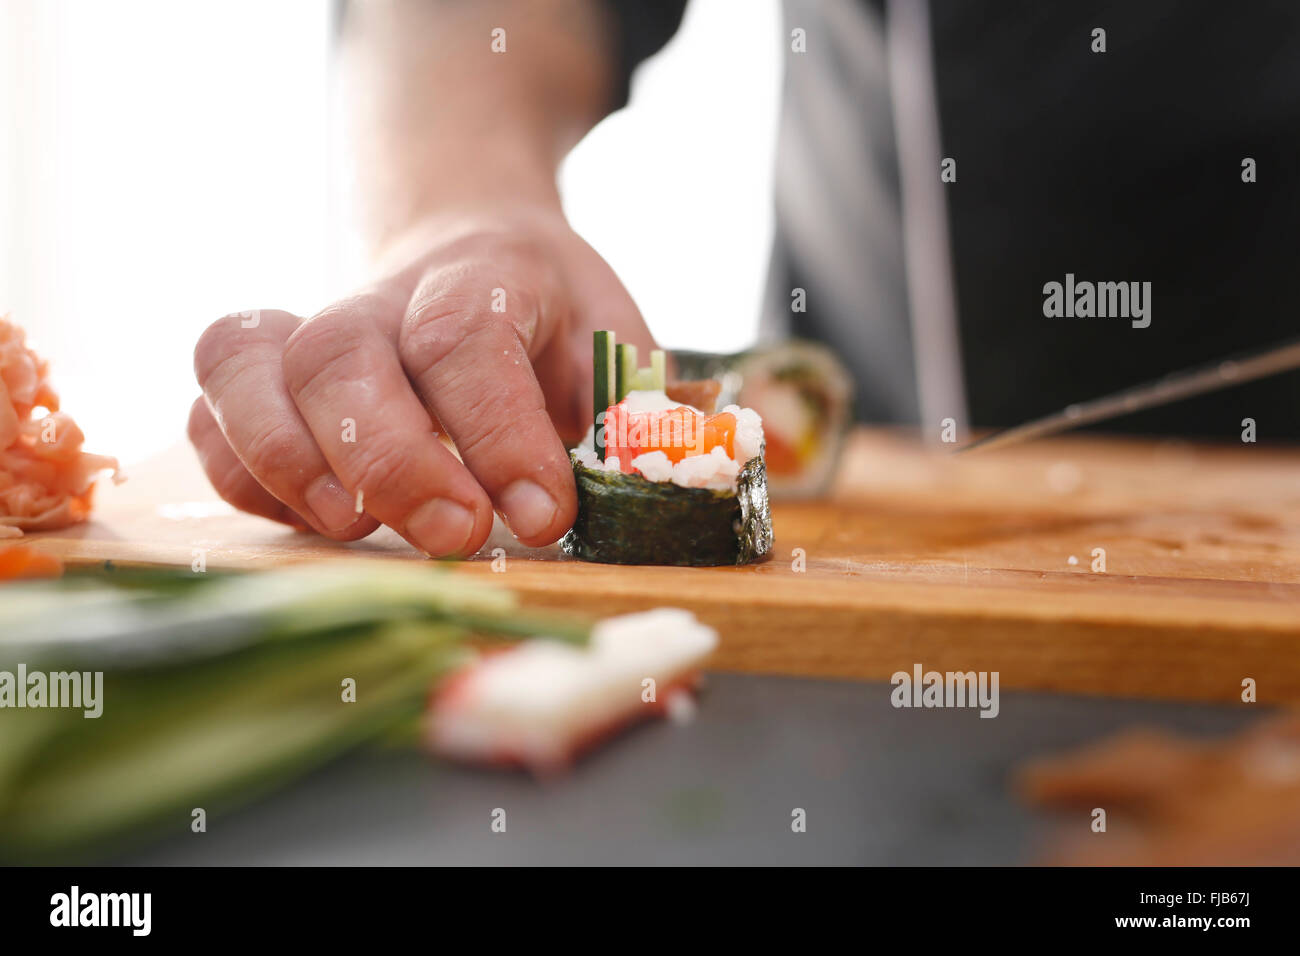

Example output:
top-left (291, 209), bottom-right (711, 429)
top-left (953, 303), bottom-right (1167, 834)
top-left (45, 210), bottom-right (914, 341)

top-left (427, 608), bottom-right (718, 770)
top-left (620, 389), bottom-right (700, 415)
top-left (632, 446), bottom-right (739, 490)
top-left (727, 403), bottom-right (765, 464)
top-left (627, 449), bottom-right (674, 483)
top-left (574, 390), bottom-right (765, 491)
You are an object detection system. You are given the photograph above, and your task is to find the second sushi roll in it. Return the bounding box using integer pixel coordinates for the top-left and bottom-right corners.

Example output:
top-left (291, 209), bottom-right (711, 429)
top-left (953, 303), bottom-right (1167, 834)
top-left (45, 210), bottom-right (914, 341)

top-left (560, 331), bottom-right (774, 566)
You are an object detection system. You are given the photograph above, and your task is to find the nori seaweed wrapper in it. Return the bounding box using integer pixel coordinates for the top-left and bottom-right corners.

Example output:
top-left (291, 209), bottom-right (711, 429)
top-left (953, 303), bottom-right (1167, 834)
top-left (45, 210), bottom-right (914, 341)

top-left (560, 454), bottom-right (774, 566)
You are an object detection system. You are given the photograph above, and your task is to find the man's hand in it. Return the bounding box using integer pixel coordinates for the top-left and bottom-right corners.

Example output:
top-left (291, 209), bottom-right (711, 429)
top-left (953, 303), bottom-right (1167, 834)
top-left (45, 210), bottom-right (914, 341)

top-left (190, 204), bottom-right (654, 556)
top-left (189, 1), bottom-right (648, 556)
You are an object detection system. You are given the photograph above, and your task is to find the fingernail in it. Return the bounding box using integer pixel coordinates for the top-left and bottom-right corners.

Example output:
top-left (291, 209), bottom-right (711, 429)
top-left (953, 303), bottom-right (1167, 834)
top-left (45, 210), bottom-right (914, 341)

top-left (499, 479), bottom-right (558, 541)
top-left (304, 474), bottom-right (359, 532)
top-left (406, 498), bottom-right (476, 556)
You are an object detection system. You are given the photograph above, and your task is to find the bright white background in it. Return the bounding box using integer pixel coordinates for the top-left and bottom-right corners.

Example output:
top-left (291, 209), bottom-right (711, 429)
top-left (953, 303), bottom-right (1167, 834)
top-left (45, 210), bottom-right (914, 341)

top-left (0, 0), bottom-right (781, 465)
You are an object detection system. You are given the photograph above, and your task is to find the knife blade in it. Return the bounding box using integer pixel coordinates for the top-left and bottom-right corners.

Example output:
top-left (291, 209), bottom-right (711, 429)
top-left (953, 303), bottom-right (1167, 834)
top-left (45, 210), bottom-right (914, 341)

top-left (957, 337), bottom-right (1300, 454)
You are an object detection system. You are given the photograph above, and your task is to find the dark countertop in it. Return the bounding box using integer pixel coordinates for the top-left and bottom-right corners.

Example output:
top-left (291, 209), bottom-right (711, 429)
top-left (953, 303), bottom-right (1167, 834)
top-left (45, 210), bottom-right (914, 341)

top-left (125, 673), bottom-right (1262, 866)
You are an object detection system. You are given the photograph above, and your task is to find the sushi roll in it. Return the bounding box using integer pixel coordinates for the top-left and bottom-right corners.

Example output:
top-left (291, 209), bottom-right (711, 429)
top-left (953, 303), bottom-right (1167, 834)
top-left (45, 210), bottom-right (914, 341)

top-left (672, 341), bottom-right (854, 499)
top-left (559, 332), bottom-right (773, 566)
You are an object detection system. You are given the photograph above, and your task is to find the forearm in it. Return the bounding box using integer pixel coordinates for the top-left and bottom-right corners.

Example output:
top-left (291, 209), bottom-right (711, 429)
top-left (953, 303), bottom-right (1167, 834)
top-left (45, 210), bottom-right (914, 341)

top-left (343, 0), bottom-right (616, 253)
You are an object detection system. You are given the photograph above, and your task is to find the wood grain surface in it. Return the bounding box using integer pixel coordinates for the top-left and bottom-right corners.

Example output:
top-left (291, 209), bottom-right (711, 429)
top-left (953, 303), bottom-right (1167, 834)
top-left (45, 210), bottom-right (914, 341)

top-left (20, 429), bottom-right (1300, 703)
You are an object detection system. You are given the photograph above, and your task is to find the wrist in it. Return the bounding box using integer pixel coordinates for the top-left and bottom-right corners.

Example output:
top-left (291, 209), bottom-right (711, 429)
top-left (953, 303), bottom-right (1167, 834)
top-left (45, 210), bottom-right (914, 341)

top-left (372, 194), bottom-right (572, 281)
top-left (364, 122), bottom-right (567, 253)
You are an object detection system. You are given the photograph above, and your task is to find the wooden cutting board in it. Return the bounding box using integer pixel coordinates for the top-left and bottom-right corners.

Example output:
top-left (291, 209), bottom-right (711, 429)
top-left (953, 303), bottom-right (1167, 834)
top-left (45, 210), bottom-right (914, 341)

top-left (21, 429), bottom-right (1300, 704)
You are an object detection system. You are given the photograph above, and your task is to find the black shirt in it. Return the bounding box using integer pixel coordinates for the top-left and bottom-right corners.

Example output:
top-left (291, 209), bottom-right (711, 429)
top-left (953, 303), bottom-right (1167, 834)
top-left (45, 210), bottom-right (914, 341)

top-left (606, 0), bottom-right (1300, 439)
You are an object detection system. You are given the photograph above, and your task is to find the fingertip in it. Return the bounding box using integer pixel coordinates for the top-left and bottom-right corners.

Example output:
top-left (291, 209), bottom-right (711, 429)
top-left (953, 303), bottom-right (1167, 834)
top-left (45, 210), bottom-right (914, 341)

top-left (185, 395), bottom-right (209, 443)
top-left (463, 503), bottom-right (496, 556)
top-left (317, 514), bottom-right (382, 542)
top-left (498, 476), bottom-right (576, 547)
top-left (404, 496), bottom-right (490, 558)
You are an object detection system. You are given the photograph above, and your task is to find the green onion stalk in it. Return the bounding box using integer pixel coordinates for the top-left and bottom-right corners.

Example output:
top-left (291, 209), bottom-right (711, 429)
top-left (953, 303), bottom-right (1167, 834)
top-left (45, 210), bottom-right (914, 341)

top-left (0, 560), bottom-right (589, 860)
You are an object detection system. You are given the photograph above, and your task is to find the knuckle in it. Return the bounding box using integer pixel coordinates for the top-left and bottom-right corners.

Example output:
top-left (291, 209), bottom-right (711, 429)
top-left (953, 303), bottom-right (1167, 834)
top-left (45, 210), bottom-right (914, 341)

top-left (193, 314), bottom-right (249, 386)
top-left (281, 314), bottom-right (367, 401)
top-left (194, 310), bottom-right (299, 389)
top-left (452, 421), bottom-right (513, 466)
top-left (345, 440), bottom-right (411, 497)
top-left (400, 304), bottom-right (515, 380)
top-left (451, 387), bottom-right (551, 474)
top-left (213, 456), bottom-right (255, 503)
top-left (242, 419), bottom-right (304, 478)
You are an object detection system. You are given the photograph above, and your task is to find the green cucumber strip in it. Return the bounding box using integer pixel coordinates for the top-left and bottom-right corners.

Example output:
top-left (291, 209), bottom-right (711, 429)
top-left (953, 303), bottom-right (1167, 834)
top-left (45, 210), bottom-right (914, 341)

top-left (0, 624), bottom-right (465, 858)
top-left (615, 343), bottom-right (637, 402)
top-left (630, 368), bottom-right (657, 391)
top-left (593, 330), bottom-right (614, 460)
top-left (0, 561), bottom-right (599, 859)
top-left (650, 350), bottom-right (666, 392)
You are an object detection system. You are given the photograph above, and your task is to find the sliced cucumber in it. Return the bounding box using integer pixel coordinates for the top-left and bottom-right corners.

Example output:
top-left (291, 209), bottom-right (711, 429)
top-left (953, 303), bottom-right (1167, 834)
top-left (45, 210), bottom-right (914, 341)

top-left (615, 343), bottom-right (638, 403)
top-left (593, 330), bottom-right (615, 460)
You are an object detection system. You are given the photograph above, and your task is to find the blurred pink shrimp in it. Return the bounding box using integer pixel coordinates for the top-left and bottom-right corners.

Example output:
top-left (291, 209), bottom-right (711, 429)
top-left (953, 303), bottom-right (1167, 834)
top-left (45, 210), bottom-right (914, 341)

top-left (0, 316), bottom-right (118, 537)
